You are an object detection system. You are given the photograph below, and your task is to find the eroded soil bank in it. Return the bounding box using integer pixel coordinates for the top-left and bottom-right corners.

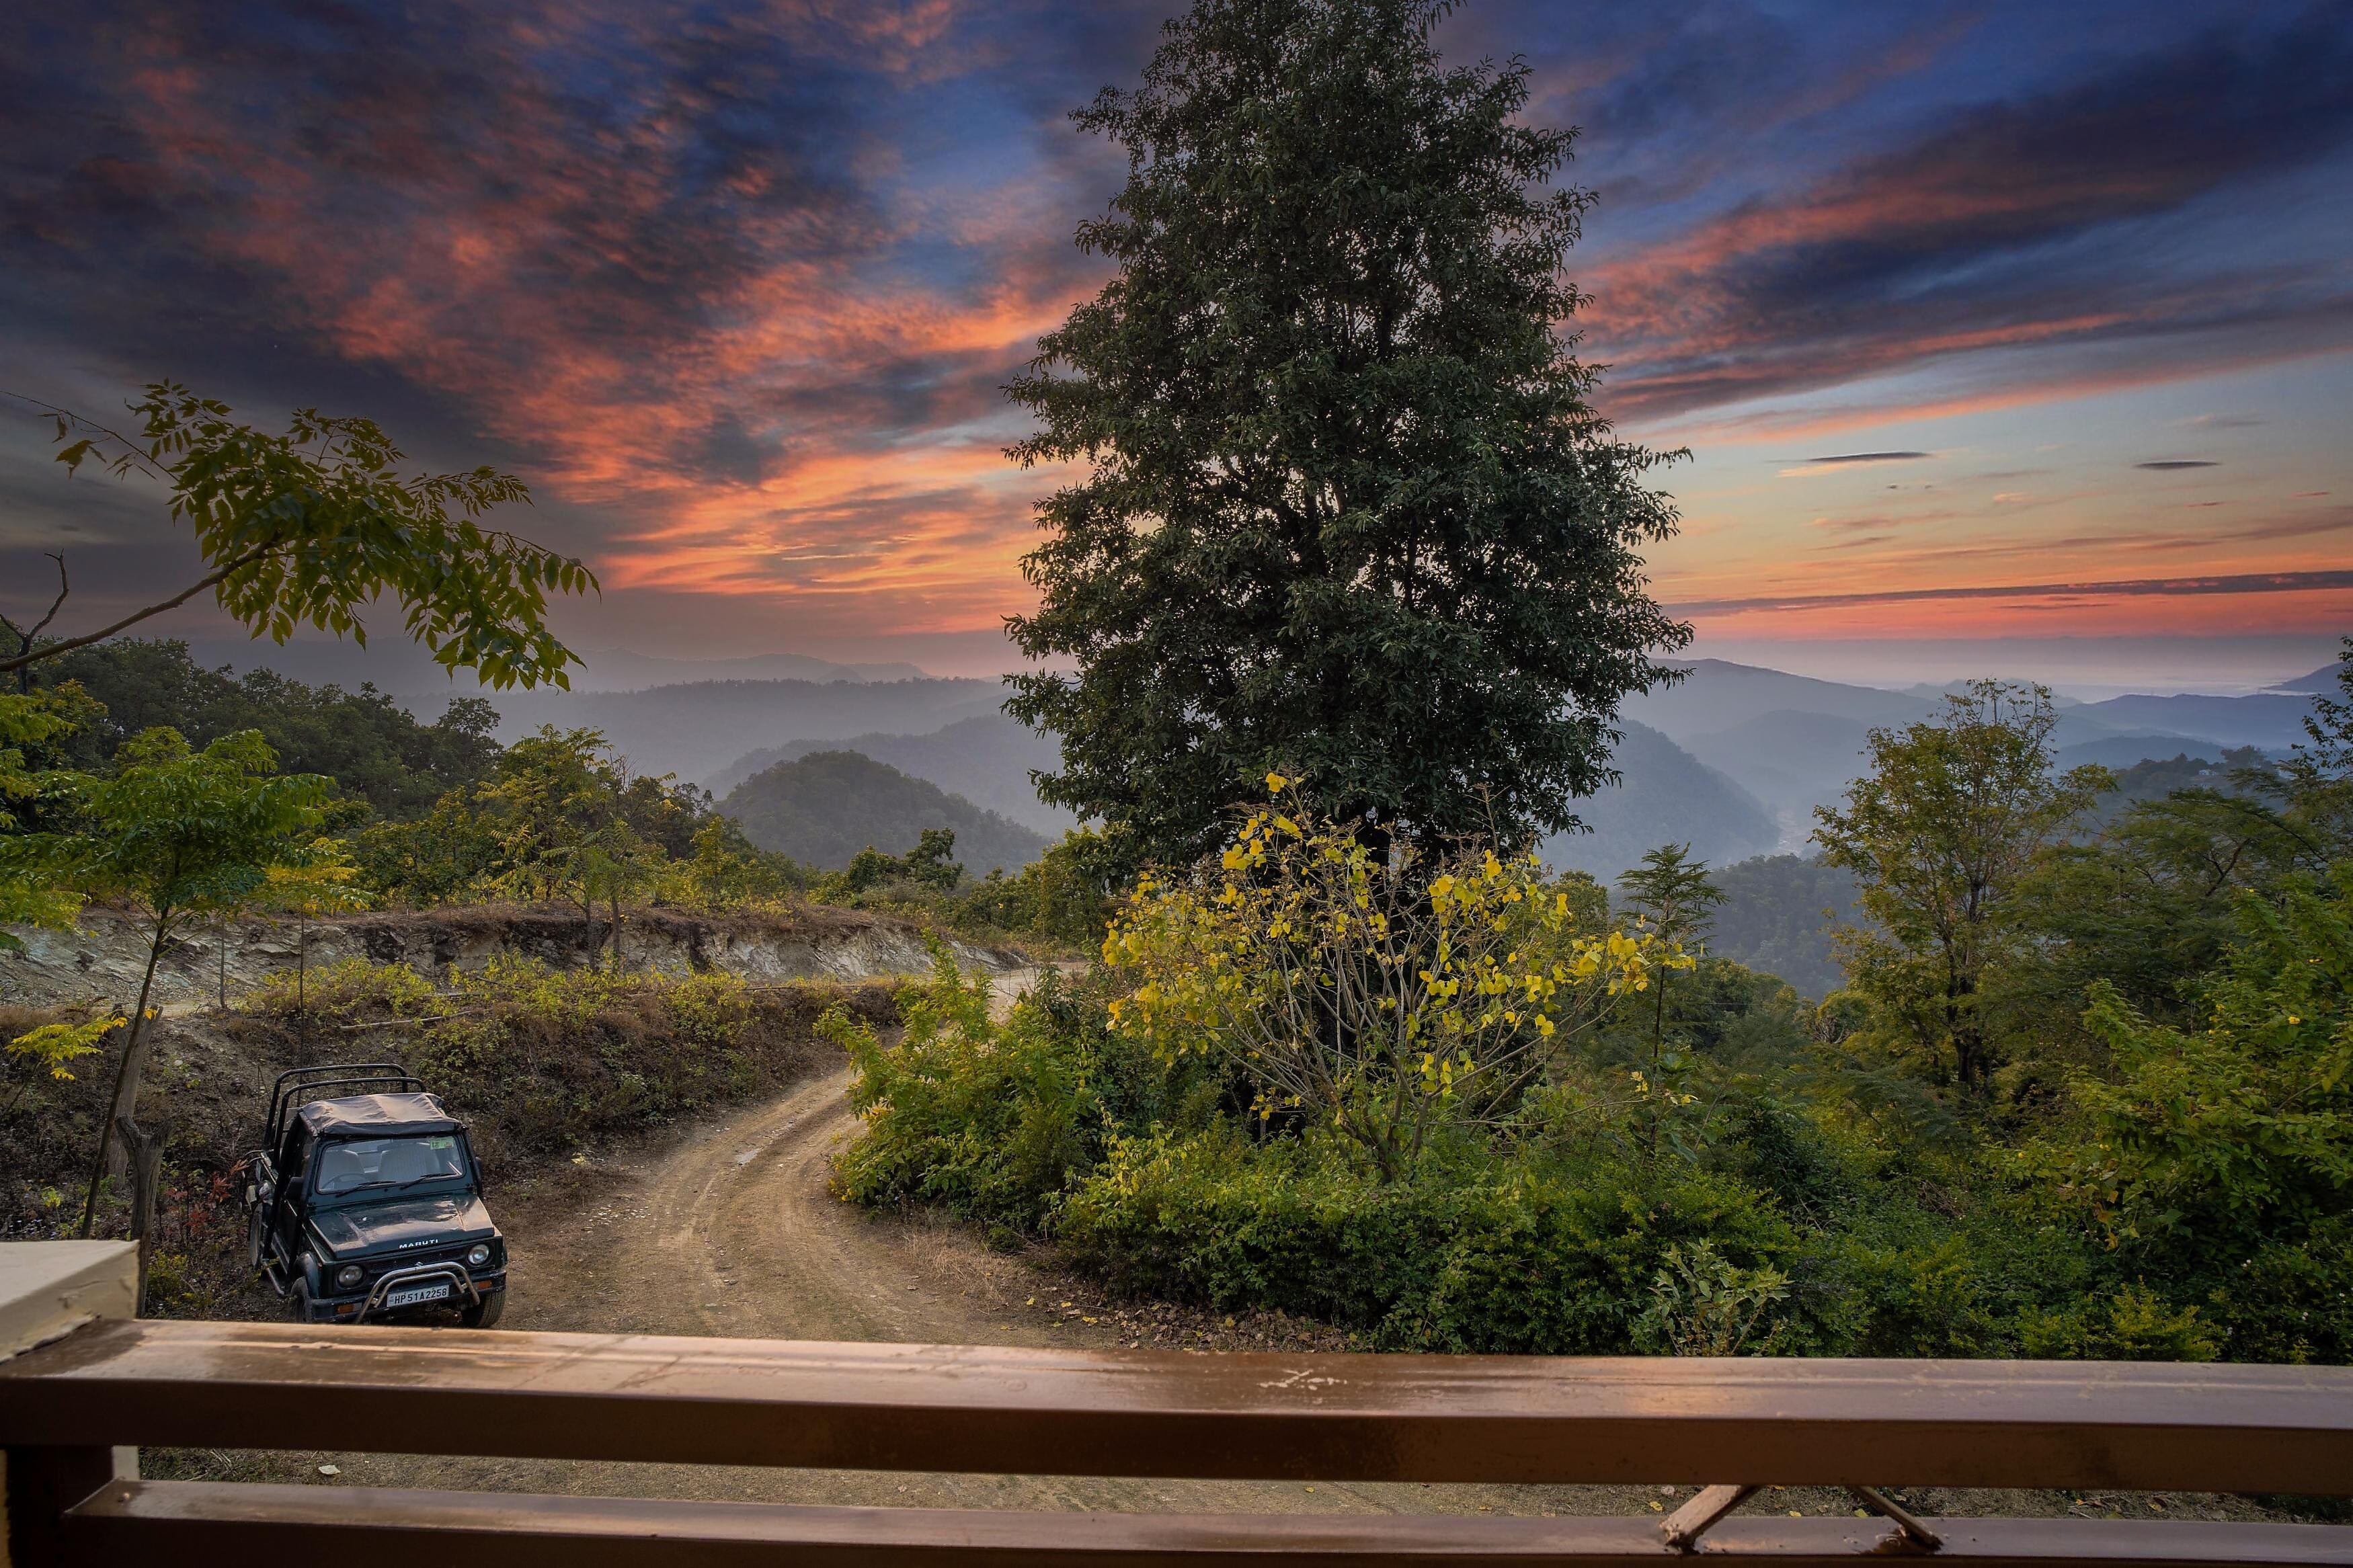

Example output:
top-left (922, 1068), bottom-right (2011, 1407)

top-left (1, 901), bottom-right (1014, 1011)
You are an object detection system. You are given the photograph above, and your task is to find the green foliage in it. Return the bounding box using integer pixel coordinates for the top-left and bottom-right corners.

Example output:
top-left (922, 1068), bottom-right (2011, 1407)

top-left (5, 723), bottom-right (341, 1235)
top-left (666, 816), bottom-right (808, 908)
top-left (949, 827), bottom-right (1124, 950)
top-left (28, 637), bottom-right (500, 821)
top-left (6, 1014), bottom-right (120, 1082)
top-left (1614, 845), bottom-right (1726, 1157)
top-left (2016, 1285), bottom-right (2223, 1362)
top-left (11, 728), bottom-right (339, 927)
top-left (2026, 874), bottom-right (2353, 1260)
top-left (817, 827), bottom-right (965, 900)
top-left (2010, 788), bottom-right (2309, 1035)
top-left (32, 382), bottom-right (594, 688)
top-left (352, 726), bottom-right (704, 920)
top-left (243, 955), bottom-right (438, 1026)
top-left (1633, 1240), bottom-right (1792, 1356)
top-left (829, 949), bottom-right (1207, 1232)
top-left (1004, 0), bottom-right (1686, 867)
top-left (0, 690), bottom-right (88, 942)
top-left (1814, 680), bottom-right (2111, 1092)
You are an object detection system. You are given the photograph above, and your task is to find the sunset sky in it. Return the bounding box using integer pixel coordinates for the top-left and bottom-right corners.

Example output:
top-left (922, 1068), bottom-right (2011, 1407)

top-left (3, 0), bottom-right (2348, 692)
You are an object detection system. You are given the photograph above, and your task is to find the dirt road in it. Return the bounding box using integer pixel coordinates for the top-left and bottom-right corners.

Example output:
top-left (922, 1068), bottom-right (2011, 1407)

top-left (283, 1046), bottom-right (2179, 1526)
top-left (314, 1064), bottom-right (1598, 1518)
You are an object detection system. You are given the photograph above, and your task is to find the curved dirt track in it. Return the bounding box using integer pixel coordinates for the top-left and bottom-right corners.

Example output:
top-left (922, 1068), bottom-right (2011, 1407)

top-left (322, 1063), bottom-right (1574, 1518)
top-left (289, 1020), bottom-right (2128, 1525)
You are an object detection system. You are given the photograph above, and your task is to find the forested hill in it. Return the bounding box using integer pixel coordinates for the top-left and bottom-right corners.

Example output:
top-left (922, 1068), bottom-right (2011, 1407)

top-left (703, 714), bottom-right (1074, 835)
top-left (717, 750), bottom-right (1049, 875)
top-left (28, 637), bottom-right (500, 821)
top-left (1706, 855), bottom-right (1864, 999)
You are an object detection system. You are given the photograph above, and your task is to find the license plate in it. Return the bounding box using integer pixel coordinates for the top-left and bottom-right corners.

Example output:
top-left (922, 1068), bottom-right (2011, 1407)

top-left (385, 1282), bottom-right (450, 1308)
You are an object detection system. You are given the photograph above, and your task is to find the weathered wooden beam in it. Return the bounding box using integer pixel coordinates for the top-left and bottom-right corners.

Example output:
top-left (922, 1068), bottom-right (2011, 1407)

top-left (59, 1481), bottom-right (2353, 1567)
top-left (3, 1321), bottom-right (2350, 1495)
top-left (0, 1243), bottom-right (140, 1566)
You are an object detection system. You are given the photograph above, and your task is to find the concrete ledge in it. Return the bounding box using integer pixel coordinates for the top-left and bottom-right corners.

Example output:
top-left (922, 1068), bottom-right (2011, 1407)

top-left (0, 1241), bottom-right (137, 1361)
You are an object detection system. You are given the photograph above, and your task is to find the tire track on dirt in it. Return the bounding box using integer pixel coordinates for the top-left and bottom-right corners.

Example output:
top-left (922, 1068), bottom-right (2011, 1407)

top-left (327, 1065), bottom-right (1528, 1516)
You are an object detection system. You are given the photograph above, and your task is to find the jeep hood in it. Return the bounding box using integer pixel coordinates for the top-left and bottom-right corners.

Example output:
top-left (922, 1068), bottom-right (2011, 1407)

top-left (309, 1194), bottom-right (496, 1260)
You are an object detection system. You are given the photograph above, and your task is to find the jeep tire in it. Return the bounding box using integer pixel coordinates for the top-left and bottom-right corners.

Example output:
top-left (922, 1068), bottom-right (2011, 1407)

top-left (284, 1279), bottom-right (313, 1323)
top-left (460, 1289), bottom-right (505, 1329)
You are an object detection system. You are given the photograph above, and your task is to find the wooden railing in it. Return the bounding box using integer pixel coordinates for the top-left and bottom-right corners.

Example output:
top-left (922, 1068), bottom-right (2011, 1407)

top-left (4, 1241), bottom-right (2351, 1565)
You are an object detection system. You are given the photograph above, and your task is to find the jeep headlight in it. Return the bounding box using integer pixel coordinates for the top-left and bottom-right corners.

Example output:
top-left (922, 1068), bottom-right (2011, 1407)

top-left (466, 1244), bottom-right (491, 1268)
top-left (334, 1264), bottom-right (364, 1290)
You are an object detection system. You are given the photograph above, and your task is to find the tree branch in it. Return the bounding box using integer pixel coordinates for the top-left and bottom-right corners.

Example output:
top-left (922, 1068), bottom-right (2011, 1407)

top-left (0, 542), bottom-right (284, 675)
top-left (13, 552), bottom-right (68, 694)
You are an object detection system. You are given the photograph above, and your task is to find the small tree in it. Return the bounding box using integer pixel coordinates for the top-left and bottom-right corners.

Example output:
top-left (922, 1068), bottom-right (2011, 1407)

top-left (1103, 777), bottom-right (1675, 1180)
top-left (2, 727), bottom-right (335, 1240)
top-left (1813, 681), bottom-right (2110, 1094)
top-left (1616, 844), bottom-right (1725, 1155)
top-left (5, 381), bottom-right (594, 688)
top-left (1005, 0), bottom-right (1687, 867)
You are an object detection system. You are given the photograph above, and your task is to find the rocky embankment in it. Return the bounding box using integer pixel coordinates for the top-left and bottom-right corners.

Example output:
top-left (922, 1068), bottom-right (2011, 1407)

top-left (1, 902), bottom-right (1014, 1008)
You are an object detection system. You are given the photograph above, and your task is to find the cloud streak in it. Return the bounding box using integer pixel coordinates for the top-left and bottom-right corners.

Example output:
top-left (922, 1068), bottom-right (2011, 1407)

top-left (1669, 569), bottom-right (2353, 618)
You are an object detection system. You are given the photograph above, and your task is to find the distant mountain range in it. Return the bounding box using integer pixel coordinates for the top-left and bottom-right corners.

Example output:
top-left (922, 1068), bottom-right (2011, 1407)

top-left (485, 677), bottom-right (1005, 786)
top-left (1620, 659), bottom-right (2319, 854)
top-left (180, 636), bottom-right (928, 696)
top-left (1540, 720), bottom-right (1780, 880)
top-left (192, 641), bottom-right (2318, 887)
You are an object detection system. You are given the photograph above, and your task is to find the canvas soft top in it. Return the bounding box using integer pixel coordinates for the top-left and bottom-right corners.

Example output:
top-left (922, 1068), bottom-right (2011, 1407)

top-left (294, 1091), bottom-right (463, 1139)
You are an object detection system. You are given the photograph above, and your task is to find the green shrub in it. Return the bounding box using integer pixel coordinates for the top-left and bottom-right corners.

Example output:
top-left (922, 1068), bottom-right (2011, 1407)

top-left (829, 946), bottom-right (1211, 1230)
top-left (2017, 1284), bottom-right (2223, 1362)
top-left (243, 956), bottom-right (438, 1027)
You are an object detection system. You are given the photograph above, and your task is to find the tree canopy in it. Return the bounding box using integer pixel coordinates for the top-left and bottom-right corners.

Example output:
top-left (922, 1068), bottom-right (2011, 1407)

top-left (5, 382), bottom-right (594, 688)
top-left (1005, 0), bottom-right (1686, 867)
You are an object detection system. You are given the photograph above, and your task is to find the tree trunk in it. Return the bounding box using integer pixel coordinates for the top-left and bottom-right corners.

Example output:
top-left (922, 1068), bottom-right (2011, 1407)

top-left (118, 1114), bottom-right (167, 1312)
top-left (81, 907), bottom-right (171, 1235)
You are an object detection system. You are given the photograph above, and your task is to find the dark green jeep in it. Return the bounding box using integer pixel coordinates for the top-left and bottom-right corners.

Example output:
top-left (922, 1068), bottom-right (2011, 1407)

top-left (245, 1063), bottom-right (508, 1326)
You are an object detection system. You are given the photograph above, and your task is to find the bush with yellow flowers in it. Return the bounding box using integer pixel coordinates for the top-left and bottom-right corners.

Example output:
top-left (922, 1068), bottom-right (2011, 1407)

top-left (1102, 776), bottom-right (1685, 1182)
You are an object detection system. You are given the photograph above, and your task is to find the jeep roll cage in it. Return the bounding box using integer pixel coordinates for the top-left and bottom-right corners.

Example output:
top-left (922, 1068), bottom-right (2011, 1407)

top-left (263, 1063), bottom-right (426, 1153)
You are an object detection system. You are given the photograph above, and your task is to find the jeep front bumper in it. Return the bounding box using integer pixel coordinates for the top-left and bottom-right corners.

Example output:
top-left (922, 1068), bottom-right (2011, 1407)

top-left (297, 1262), bottom-right (506, 1323)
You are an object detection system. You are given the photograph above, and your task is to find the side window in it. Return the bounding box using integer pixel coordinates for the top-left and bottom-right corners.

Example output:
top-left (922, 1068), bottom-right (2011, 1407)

top-left (288, 1127), bottom-right (315, 1188)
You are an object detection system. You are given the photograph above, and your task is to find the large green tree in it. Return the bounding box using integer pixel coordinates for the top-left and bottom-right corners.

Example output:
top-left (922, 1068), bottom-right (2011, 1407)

top-left (1004, 0), bottom-right (1686, 866)
top-left (1814, 682), bottom-right (2112, 1095)
top-left (3, 381), bottom-right (594, 689)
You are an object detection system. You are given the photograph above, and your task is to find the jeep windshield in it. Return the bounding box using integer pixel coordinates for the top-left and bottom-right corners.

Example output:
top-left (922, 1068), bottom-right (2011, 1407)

top-left (309, 1133), bottom-right (472, 1204)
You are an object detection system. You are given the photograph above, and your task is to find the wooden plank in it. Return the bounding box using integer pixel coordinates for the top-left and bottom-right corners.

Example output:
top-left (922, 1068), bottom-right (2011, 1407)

top-left (4, 1321), bottom-right (2351, 1494)
top-left (60, 1481), bottom-right (2353, 1567)
top-left (0, 1242), bottom-right (135, 1360)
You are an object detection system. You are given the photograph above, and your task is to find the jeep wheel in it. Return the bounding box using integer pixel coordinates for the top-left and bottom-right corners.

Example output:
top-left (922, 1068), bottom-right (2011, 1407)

top-left (459, 1289), bottom-right (505, 1329)
top-left (284, 1280), bottom-right (313, 1323)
